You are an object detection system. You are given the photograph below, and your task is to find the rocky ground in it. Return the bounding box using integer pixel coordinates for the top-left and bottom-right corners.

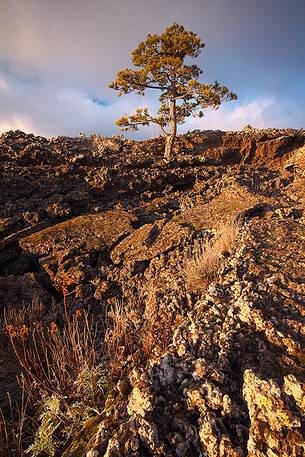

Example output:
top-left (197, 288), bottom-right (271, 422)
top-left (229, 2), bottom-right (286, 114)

top-left (0, 127), bottom-right (305, 456)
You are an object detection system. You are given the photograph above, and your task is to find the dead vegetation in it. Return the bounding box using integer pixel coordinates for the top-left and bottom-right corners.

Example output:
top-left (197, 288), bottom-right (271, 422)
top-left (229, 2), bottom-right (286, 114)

top-left (184, 219), bottom-right (241, 291)
top-left (5, 304), bottom-right (98, 405)
top-left (0, 387), bottom-right (30, 457)
top-left (0, 286), bottom-right (176, 456)
top-left (105, 290), bottom-right (175, 380)
top-left (0, 299), bottom-right (104, 456)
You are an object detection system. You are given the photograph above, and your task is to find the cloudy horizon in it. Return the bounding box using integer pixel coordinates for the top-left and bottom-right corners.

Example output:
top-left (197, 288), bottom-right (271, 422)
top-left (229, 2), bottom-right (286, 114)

top-left (1, 0), bottom-right (305, 138)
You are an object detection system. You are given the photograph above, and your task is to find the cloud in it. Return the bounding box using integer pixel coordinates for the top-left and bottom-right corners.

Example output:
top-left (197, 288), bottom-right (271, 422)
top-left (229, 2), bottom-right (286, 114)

top-left (0, 67), bottom-right (159, 138)
top-left (184, 97), bottom-right (304, 132)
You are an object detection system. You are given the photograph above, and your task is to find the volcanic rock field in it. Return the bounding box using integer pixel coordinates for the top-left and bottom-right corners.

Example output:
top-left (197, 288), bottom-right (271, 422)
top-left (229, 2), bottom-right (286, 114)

top-left (1, 127), bottom-right (305, 456)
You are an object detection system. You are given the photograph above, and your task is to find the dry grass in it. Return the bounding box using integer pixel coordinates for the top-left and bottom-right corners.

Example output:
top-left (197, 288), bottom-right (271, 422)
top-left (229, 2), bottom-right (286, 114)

top-left (141, 290), bottom-right (173, 360)
top-left (105, 291), bottom-right (174, 380)
top-left (0, 388), bottom-right (31, 457)
top-left (104, 300), bottom-right (135, 379)
top-left (185, 219), bottom-right (241, 291)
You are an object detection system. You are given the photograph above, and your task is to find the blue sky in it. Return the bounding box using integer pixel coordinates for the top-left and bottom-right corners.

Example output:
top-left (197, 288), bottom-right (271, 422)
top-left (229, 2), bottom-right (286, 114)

top-left (0, 0), bottom-right (304, 138)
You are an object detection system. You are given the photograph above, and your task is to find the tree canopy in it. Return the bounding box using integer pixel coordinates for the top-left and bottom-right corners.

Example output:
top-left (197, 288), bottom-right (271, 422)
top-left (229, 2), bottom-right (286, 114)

top-left (110, 23), bottom-right (237, 160)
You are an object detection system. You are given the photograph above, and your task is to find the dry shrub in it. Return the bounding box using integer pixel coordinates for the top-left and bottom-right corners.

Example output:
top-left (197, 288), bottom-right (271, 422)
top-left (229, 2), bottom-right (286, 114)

top-left (0, 302), bottom-right (42, 456)
top-left (185, 219), bottom-right (241, 291)
top-left (1, 300), bottom-right (104, 456)
top-left (4, 300), bottom-right (41, 329)
top-left (1, 284), bottom-right (178, 453)
top-left (5, 308), bottom-right (98, 405)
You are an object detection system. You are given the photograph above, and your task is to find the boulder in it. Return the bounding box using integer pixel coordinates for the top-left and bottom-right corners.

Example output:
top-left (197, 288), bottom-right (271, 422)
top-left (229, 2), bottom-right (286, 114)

top-left (111, 220), bottom-right (191, 265)
top-left (19, 211), bottom-right (134, 289)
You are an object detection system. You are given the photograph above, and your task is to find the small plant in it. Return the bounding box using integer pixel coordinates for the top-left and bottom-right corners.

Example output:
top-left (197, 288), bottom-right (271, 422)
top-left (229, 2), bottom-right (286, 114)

top-left (185, 219), bottom-right (241, 291)
top-left (27, 395), bottom-right (64, 457)
top-left (174, 217), bottom-right (201, 231)
top-left (3, 300), bottom-right (105, 456)
top-left (5, 309), bottom-right (97, 403)
top-left (2, 287), bottom-right (178, 455)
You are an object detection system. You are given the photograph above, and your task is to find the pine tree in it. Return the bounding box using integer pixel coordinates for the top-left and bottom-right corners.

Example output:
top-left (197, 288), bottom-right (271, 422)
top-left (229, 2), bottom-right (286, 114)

top-left (110, 23), bottom-right (237, 161)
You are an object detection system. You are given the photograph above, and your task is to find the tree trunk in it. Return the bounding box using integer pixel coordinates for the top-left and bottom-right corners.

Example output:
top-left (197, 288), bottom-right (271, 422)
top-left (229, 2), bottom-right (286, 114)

top-left (164, 97), bottom-right (177, 162)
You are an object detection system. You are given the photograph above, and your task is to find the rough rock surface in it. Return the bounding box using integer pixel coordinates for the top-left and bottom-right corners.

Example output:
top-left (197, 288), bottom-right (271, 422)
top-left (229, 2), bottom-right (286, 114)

top-left (1, 128), bottom-right (305, 456)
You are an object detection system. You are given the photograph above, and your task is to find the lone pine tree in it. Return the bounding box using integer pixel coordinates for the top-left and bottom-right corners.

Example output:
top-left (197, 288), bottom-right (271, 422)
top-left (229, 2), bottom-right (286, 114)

top-left (110, 23), bottom-right (237, 161)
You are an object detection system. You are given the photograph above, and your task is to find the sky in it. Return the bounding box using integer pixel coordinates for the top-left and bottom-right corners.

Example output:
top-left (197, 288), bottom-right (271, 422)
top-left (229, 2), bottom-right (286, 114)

top-left (0, 0), bottom-right (305, 138)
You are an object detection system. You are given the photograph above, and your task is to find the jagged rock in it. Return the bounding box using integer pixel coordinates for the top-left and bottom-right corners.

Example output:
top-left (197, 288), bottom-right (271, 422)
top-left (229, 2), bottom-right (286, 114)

top-left (177, 128), bottom-right (305, 167)
top-left (179, 182), bottom-right (275, 230)
top-left (284, 374), bottom-right (305, 415)
top-left (19, 211), bottom-right (134, 299)
top-left (243, 369), bottom-right (303, 457)
top-left (111, 220), bottom-right (191, 266)
top-left (20, 211), bottom-right (133, 258)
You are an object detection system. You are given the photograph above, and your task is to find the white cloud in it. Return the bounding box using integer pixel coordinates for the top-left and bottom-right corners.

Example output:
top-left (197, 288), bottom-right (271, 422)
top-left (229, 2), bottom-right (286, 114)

top-left (183, 97), bottom-right (302, 132)
top-left (0, 69), bottom-right (158, 138)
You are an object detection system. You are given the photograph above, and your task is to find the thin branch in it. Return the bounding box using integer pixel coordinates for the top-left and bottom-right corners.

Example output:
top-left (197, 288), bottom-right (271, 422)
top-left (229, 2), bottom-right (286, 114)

top-left (133, 82), bottom-right (165, 90)
top-left (175, 88), bottom-right (193, 99)
top-left (158, 124), bottom-right (168, 135)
